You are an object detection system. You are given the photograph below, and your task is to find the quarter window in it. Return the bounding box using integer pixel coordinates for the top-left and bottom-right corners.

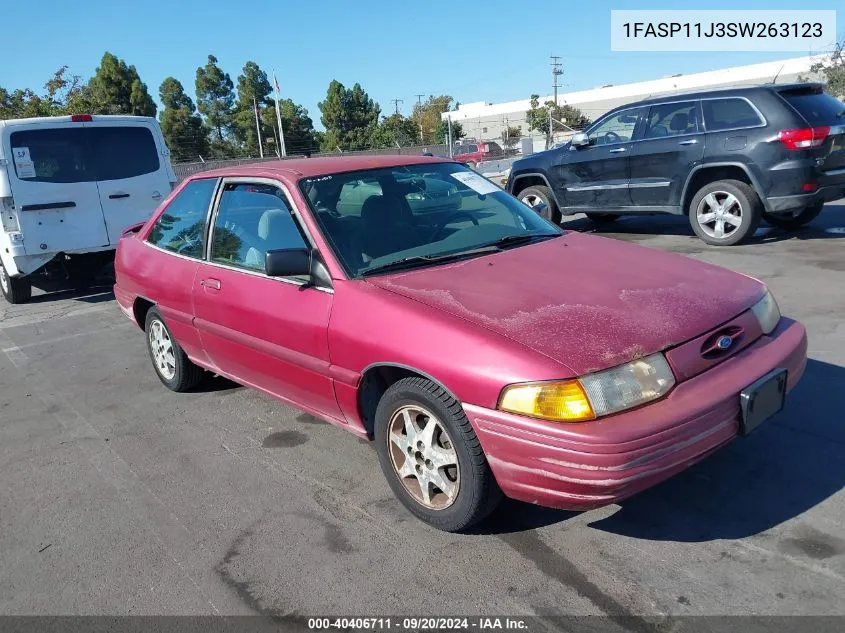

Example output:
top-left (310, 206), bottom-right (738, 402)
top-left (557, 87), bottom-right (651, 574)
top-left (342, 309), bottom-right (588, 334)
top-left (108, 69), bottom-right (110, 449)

top-left (644, 102), bottom-right (700, 138)
top-left (702, 99), bottom-right (763, 131)
top-left (588, 108), bottom-right (646, 145)
top-left (210, 183), bottom-right (307, 275)
top-left (147, 178), bottom-right (217, 258)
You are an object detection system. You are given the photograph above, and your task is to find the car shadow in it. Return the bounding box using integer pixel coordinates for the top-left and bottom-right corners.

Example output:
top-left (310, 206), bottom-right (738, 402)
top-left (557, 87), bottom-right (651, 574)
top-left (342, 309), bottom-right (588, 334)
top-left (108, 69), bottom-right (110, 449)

top-left (561, 203), bottom-right (845, 246)
top-left (190, 374), bottom-right (242, 394)
top-left (27, 283), bottom-right (115, 305)
top-left (477, 358), bottom-right (845, 539)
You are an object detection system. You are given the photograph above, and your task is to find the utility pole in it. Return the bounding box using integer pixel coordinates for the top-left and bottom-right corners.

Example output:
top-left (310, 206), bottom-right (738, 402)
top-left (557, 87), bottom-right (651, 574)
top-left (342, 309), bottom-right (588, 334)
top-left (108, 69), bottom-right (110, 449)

top-left (550, 55), bottom-right (563, 106)
top-left (390, 98), bottom-right (403, 115)
top-left (415, 94), bottom-right (425, 106)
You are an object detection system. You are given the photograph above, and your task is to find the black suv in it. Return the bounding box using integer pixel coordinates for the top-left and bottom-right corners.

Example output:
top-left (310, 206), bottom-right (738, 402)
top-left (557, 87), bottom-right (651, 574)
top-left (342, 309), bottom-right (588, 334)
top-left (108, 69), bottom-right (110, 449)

top-left (508, 83), bottom-right (845, 245)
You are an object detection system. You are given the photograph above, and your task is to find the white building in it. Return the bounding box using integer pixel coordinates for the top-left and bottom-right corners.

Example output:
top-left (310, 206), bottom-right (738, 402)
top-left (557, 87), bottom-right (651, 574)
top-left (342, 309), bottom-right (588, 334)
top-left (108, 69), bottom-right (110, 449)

top-left (443, 55), bottom-right (828, 150)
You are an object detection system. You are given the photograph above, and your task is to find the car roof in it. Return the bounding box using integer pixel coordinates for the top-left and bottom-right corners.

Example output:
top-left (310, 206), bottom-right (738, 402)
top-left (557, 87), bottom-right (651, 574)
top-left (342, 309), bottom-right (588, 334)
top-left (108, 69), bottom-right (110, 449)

top-left (189, 154), bottom-right (452, 181)
top-left (611, 82), bottom-right (824, 109)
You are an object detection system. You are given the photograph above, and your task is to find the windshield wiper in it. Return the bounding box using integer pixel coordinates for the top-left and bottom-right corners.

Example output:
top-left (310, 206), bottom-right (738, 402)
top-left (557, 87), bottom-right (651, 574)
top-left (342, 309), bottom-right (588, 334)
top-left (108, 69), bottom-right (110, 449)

top-left (481, 232), bottom-right (561, 249)
top-left (360, 246), bottom-right (501, 276)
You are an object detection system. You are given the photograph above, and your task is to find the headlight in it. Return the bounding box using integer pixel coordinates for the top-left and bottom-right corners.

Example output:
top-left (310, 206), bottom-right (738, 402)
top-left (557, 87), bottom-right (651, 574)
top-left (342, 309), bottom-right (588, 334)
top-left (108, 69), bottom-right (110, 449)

top-left (498, 353), bottom-right (675, 423)
top-left (750, 290), bottom-right (780, 335)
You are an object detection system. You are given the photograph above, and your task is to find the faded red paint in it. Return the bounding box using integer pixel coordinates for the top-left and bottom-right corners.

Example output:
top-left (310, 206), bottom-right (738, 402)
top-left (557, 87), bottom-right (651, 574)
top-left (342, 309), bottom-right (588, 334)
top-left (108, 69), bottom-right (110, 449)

top-left (115, 157), bottom-right (809, 513)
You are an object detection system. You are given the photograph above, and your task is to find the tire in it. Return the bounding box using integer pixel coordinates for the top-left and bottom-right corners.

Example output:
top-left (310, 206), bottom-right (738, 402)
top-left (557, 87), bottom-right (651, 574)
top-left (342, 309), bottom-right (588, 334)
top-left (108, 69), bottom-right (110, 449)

top-left (144, 307), bottom-right (204, 392)
top-left (374, 377), bottom-right (502, 532)
top-left (689, 179), bottom-right (761, 246)
top-left (763, 202), bottom-right (824, 230)
top-left (518, 185), bottom-right (562, 224)
top-left (585, 213), bottom-right (619, 224)
top-left (0, 261), bottom-right (32, 304)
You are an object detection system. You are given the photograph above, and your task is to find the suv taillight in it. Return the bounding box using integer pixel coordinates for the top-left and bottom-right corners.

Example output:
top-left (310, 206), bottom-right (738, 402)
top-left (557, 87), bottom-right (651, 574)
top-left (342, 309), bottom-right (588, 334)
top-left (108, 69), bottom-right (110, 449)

top-left (777, 126), bottom-right (830, 150)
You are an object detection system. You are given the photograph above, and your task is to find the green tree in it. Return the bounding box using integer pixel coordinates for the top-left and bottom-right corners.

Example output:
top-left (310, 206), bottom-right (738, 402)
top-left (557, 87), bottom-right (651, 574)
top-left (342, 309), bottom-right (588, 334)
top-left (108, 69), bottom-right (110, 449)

top-left (526, 94), bottom-right (591, 149)
top-left (372, 113), bottom-right (420, 147)
top-left (1, 66), bottom-right (93, 120)
top-left (87, 52), bottom-right (156, 116)
top-left (809, 41), bottom-right (845, 98)
top-left (318, 80), bottom-right (381, 151)
top-left (436, 117), bottom-right (464, 144)
top-left (233, 61), bottom-right (273, 156)
top-left (501, 125), bottom-right (522, 150)
top-left (412, 95), bottom-right (457, 144)
top-left (159, 77), bottom-right (209, 162)
top-left (195, 55), bottom-right (236, 151)
top-left (261, 99), bottom-right (318, 156)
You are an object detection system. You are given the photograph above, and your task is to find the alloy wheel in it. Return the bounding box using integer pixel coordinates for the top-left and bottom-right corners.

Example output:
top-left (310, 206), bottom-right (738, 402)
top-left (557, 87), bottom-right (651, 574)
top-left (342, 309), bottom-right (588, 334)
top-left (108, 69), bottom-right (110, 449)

top-left (0, 264), bottom-right (9, 294)
top-left (696, 191), bottom-right (743, 240)
top-left (149, 319), bottom-right (176, 381)
top-left (387, 405), bottom-right (460, 510)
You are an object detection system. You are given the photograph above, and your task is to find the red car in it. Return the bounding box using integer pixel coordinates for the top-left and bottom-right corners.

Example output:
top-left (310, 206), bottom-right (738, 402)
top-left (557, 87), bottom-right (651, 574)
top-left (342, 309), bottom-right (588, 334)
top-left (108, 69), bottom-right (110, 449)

top-left (452, 141), bottom-right (504, 168)
top-left (114, 155), bottom-right (807, 532)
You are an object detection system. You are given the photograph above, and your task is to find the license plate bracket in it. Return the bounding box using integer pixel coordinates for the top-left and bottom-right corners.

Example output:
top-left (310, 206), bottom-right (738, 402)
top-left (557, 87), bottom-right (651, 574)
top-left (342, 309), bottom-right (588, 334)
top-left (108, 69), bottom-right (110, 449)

top-left (740, 369), bottom-right (787, 436)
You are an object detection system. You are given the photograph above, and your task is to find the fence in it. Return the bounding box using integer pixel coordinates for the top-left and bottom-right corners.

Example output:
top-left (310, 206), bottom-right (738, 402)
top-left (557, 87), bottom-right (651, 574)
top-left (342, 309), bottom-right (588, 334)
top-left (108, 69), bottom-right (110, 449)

top-left (173, 144), bottom-right (449, 182)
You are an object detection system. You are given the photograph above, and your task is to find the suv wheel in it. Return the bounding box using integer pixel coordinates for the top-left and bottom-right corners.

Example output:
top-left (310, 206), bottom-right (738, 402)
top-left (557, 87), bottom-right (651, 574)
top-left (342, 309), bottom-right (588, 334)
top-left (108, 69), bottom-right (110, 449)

top-left (689, 180), bottom-right (761, 246)
top-left (0, 261), bottom-right (32, 304)
top-left (518, 185), bottom-right (562, 224)
top-left (763, 202), bottom-right (824, 230)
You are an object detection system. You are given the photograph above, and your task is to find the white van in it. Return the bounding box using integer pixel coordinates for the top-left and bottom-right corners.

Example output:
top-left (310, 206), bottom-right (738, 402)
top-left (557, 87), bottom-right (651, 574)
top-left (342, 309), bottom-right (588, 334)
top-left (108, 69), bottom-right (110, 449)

top-left (0, 114), bottom-right (176, 303)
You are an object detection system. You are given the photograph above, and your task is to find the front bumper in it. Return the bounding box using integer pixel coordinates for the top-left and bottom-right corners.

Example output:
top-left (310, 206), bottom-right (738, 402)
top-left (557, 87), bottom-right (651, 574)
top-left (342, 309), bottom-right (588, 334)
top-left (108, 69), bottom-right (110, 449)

top-left (464, 318), bottom-right (807, 511)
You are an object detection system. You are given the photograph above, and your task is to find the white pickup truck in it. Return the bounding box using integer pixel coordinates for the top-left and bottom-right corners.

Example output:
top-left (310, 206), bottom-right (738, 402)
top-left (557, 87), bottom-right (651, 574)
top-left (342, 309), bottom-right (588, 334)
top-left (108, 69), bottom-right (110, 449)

top-left (0, 114), bottom-right (176, 303)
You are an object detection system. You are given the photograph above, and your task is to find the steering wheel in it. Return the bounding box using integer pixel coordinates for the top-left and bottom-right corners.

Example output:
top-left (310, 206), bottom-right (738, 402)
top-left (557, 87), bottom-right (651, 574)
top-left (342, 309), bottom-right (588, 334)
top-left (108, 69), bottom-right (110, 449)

top-left (431, 211), bottom-right (479, 241)
top-left (604, 131), bottom-right (622, 144)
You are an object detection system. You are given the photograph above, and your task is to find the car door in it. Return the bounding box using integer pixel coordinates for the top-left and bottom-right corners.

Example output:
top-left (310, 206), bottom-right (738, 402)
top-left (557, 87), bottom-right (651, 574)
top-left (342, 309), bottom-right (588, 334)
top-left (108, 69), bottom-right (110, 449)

top-left (630, 100), bottom-right (705, 208)
top-left (4, 123), bottom-right (110, 255)
top-left (554, 106), bottom-right (646, 209)
top-left (192, 178), bottom-right (341, 419)
top-left (89, 123), bottom-right (172, 243)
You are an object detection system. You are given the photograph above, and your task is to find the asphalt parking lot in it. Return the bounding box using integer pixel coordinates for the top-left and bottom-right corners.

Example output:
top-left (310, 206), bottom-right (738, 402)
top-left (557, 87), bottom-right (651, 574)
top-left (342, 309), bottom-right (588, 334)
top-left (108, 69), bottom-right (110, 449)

top-left (1, 203), bottom-right (844, 625)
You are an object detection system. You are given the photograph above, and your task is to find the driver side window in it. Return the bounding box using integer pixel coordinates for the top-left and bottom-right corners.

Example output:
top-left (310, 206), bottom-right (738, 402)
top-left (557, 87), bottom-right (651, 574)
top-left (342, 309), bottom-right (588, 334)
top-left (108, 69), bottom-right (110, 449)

top-left (210, 182), bottom-right (308, 275)
top-left (147, 178), bottom-right (217, 258)
top-left (588, 107), bottom-right (646, 146)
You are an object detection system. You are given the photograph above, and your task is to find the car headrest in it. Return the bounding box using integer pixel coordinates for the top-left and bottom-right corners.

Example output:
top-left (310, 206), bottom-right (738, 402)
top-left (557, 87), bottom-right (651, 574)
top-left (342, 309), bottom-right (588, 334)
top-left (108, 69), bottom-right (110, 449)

top-left (361, 195), bottom-right (395, 225)
top-left (258, 208), bottom-right (295, 241)
top-left (669, 112), bottom-right (690, 132)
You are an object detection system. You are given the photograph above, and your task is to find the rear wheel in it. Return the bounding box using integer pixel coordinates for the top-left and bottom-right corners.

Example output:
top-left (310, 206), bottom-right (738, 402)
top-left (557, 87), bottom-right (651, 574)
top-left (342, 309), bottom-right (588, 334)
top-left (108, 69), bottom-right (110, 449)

top-left (763, 202), bottom-right (824, 229)
top-left (0, 261), bottom-right (32, 304)
top-left (518, 185), bottom-right (562, 224)
top-left (689, 180), bottom-right (761, 246)
top-left (374, 377), bottom-right (501, 532)
top-left (144, 307), bottom-right (204, 391)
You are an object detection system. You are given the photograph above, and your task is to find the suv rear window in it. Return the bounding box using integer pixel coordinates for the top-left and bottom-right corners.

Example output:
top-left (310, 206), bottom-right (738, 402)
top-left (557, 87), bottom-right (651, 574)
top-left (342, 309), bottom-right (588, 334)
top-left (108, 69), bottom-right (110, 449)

top-left (702, 98), bottom-right (764, 131)
top-left (8, 126), bottom-right (159, 183)
top-left (778, 87), bottom-right (845, 126)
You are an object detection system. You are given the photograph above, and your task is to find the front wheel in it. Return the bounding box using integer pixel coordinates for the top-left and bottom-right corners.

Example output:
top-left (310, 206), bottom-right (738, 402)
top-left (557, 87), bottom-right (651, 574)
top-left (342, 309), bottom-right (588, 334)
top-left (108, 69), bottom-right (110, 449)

top-left (0, 261), bottom-right (32, 304)
top-left (763, 202), bottom-right (824, 229)
top-left (518, 185), bottom-right (562, 224)
top-left (375, 377), bottom-right (501, 532)
top-left (689, 180), bottom-right (761, 246)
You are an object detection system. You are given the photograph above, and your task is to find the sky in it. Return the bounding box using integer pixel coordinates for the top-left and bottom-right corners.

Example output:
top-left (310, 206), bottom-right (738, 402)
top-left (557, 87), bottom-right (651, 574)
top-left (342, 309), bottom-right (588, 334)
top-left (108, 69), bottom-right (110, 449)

top-left (2, 0), bottom-right (841, 129)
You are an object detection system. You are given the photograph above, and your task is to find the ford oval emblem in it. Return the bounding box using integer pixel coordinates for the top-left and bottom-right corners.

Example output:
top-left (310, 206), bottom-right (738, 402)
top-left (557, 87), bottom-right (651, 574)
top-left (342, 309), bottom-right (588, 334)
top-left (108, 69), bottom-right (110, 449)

top-left (716, 335), bottom-right (733, 350)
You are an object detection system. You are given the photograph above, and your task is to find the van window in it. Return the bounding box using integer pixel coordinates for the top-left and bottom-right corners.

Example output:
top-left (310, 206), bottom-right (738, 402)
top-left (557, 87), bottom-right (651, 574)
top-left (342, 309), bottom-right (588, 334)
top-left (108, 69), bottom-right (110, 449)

top-left (8, 126), bottom-right (159, 183)
top-left (147, 178), bottom-right (217, 258)
top-left (89, 127), bottom-right (159, 181)
top-left (702, 99), bottom-right (764, 131)
top-left (9, 128), bottom-right (91, 183)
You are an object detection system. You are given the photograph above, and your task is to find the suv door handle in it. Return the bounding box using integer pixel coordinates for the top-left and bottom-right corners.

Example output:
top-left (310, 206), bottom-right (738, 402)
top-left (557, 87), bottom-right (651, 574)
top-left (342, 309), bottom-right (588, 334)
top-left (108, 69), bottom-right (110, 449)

top-left (678, 139), bottom-right (699, 146)
top-left (200, 278), bottom-right (221, 291)
top-left (609, 147), bottom-right (627, 154)
top-left (108, 193), bottom-right (130, 199)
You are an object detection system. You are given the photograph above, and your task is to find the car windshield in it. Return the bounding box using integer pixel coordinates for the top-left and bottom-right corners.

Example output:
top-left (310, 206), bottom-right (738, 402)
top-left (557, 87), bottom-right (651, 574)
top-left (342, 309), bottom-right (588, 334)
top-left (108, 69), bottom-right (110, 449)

top-left (299, 162), bottom-right (561, 277)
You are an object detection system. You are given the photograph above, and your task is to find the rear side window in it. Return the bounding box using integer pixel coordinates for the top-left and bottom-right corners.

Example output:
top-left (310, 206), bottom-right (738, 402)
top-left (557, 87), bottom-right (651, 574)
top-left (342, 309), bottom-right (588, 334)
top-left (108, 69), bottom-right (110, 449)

top-left (147, 178), bottom-right (217, 258)
top-left (644, 101), bottom-right (700, 138)
top-left (8, 128), bottom-right (91, 183)
top-left (7, 126), bottom-right (159, 183)
top-left (89, 127), bottom-right (159, 180)
top-left (702, 99), bottom-right (764, 131)
top-left (778, 88), bottom-right (845, 126)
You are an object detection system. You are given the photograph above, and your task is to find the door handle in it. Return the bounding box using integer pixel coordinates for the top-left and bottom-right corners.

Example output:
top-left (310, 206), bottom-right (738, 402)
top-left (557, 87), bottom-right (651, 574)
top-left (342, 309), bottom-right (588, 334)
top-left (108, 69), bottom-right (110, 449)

top-left (200, 278), bottom-right (221, 290)
top-left (151, 191), bottom-right (163, 200)
top-left (609, 147), bottom-right (627, 154)
top-left (678, 139), bottom-right (699, 146)
top-left (109, 193), bottom-right (130, 199)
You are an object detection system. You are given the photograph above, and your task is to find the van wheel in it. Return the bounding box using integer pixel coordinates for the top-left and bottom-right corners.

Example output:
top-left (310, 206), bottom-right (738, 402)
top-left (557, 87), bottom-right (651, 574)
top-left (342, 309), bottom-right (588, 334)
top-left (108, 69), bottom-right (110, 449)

top-left (763, 202), bottom-right (824, 229)
top-left (144, 307), bottom-right (204, 391)
top-left (519, 185), bottom-right (562, 224)
top-left (374, 377), bottom-right (502, 532)
top-left (689, 180), bottom-right (761, 246)
top-left (0, 262), bottom-right (32, 304)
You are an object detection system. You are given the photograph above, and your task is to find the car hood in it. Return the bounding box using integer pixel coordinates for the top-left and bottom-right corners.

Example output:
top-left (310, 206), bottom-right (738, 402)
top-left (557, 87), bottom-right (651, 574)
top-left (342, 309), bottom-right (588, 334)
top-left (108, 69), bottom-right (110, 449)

top-left (366, 232), bottom-right (766, 376)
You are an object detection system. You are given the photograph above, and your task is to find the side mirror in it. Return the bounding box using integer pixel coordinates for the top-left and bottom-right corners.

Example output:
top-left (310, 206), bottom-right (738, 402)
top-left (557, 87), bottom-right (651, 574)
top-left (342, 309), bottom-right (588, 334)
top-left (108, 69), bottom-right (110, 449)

top-left (264, 248), bottom-right (334, 290)
top-left (570, 132), bottom-right (590, 148)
